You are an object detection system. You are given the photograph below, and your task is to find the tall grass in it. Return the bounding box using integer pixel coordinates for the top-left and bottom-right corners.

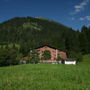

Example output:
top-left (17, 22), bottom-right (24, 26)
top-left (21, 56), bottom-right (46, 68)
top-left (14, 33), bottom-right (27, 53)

top-left (0, 63), bottom-right (90, 90)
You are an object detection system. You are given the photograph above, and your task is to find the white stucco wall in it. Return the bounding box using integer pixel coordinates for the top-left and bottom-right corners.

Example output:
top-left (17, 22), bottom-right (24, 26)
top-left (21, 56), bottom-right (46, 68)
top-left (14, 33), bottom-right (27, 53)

top-left (65, 61), bottom-right (76, 65)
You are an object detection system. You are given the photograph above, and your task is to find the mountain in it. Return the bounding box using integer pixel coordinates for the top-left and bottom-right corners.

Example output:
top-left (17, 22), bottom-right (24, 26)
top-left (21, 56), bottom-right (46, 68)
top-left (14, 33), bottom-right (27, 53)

top-left (0, 17), bottom-right (79, 54)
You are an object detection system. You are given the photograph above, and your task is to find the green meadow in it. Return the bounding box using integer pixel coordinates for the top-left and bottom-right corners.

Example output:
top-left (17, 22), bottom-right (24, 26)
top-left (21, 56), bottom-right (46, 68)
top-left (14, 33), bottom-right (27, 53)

top-left (0, 55), bottom-right (90, 90)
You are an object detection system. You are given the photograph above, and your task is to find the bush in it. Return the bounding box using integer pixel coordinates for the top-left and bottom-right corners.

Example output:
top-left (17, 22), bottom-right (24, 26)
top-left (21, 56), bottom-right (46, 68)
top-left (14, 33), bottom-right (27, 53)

top-left (0, 49), bottom-right (19, 66)
top-left (42, 50), bottom-right (51, 60)
top-left (56, 55), bottom-right (62, 61)
top-left (68, 51), bottom-right (82, 62)
top-left (29, 50), bottom-right (40, 64)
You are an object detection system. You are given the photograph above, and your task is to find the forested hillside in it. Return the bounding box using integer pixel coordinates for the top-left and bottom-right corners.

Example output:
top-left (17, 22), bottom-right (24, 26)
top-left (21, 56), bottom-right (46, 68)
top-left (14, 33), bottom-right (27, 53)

top-left (0, 17), bottom-right (90, 56)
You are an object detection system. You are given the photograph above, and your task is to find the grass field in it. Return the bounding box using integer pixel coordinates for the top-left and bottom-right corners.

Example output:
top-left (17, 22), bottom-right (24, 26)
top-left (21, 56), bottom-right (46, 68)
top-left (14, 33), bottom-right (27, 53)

top-left (0, 55), bottom-right (90, 90)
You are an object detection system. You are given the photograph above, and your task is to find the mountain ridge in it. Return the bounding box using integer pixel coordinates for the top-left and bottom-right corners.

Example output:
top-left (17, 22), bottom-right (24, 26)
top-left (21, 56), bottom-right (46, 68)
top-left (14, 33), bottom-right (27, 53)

top-left (0, 16), bottom-right (79, 54)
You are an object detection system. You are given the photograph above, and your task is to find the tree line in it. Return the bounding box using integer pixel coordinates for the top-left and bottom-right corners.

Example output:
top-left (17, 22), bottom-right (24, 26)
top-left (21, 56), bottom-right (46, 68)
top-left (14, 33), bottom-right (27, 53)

top-left (0, 17), bottom-right (90, 66)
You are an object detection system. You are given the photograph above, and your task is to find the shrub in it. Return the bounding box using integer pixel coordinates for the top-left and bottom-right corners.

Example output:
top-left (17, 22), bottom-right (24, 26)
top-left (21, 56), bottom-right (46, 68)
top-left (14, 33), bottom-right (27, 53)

top-left (68, 51), bottom-right (82, 62)
top-left (29, 50), bottom-right (40, 64)
top-left (56, 55), bottom-right (62, 61)
top-left (0, 49), bottom-right (19, 66)
top-left (42, 50), bottom-right (51, 60)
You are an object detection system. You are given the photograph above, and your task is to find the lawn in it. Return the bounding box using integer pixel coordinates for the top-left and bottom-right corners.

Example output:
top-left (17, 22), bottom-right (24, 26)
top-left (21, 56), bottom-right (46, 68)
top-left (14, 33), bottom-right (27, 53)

top-left (0, 55), bottom-right (90, 90)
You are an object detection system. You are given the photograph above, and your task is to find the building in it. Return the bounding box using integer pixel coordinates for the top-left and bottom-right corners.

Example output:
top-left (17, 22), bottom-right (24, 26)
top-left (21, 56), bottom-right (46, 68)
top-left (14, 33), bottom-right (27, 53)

top-left (36, 45), bottom-right (67, 64)
top-left (64, 60), bottom-right (76, 65)
top-left (22, 45), bottom-right (77, 65)
top-left (20, 56), bottom-right (29, 64)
